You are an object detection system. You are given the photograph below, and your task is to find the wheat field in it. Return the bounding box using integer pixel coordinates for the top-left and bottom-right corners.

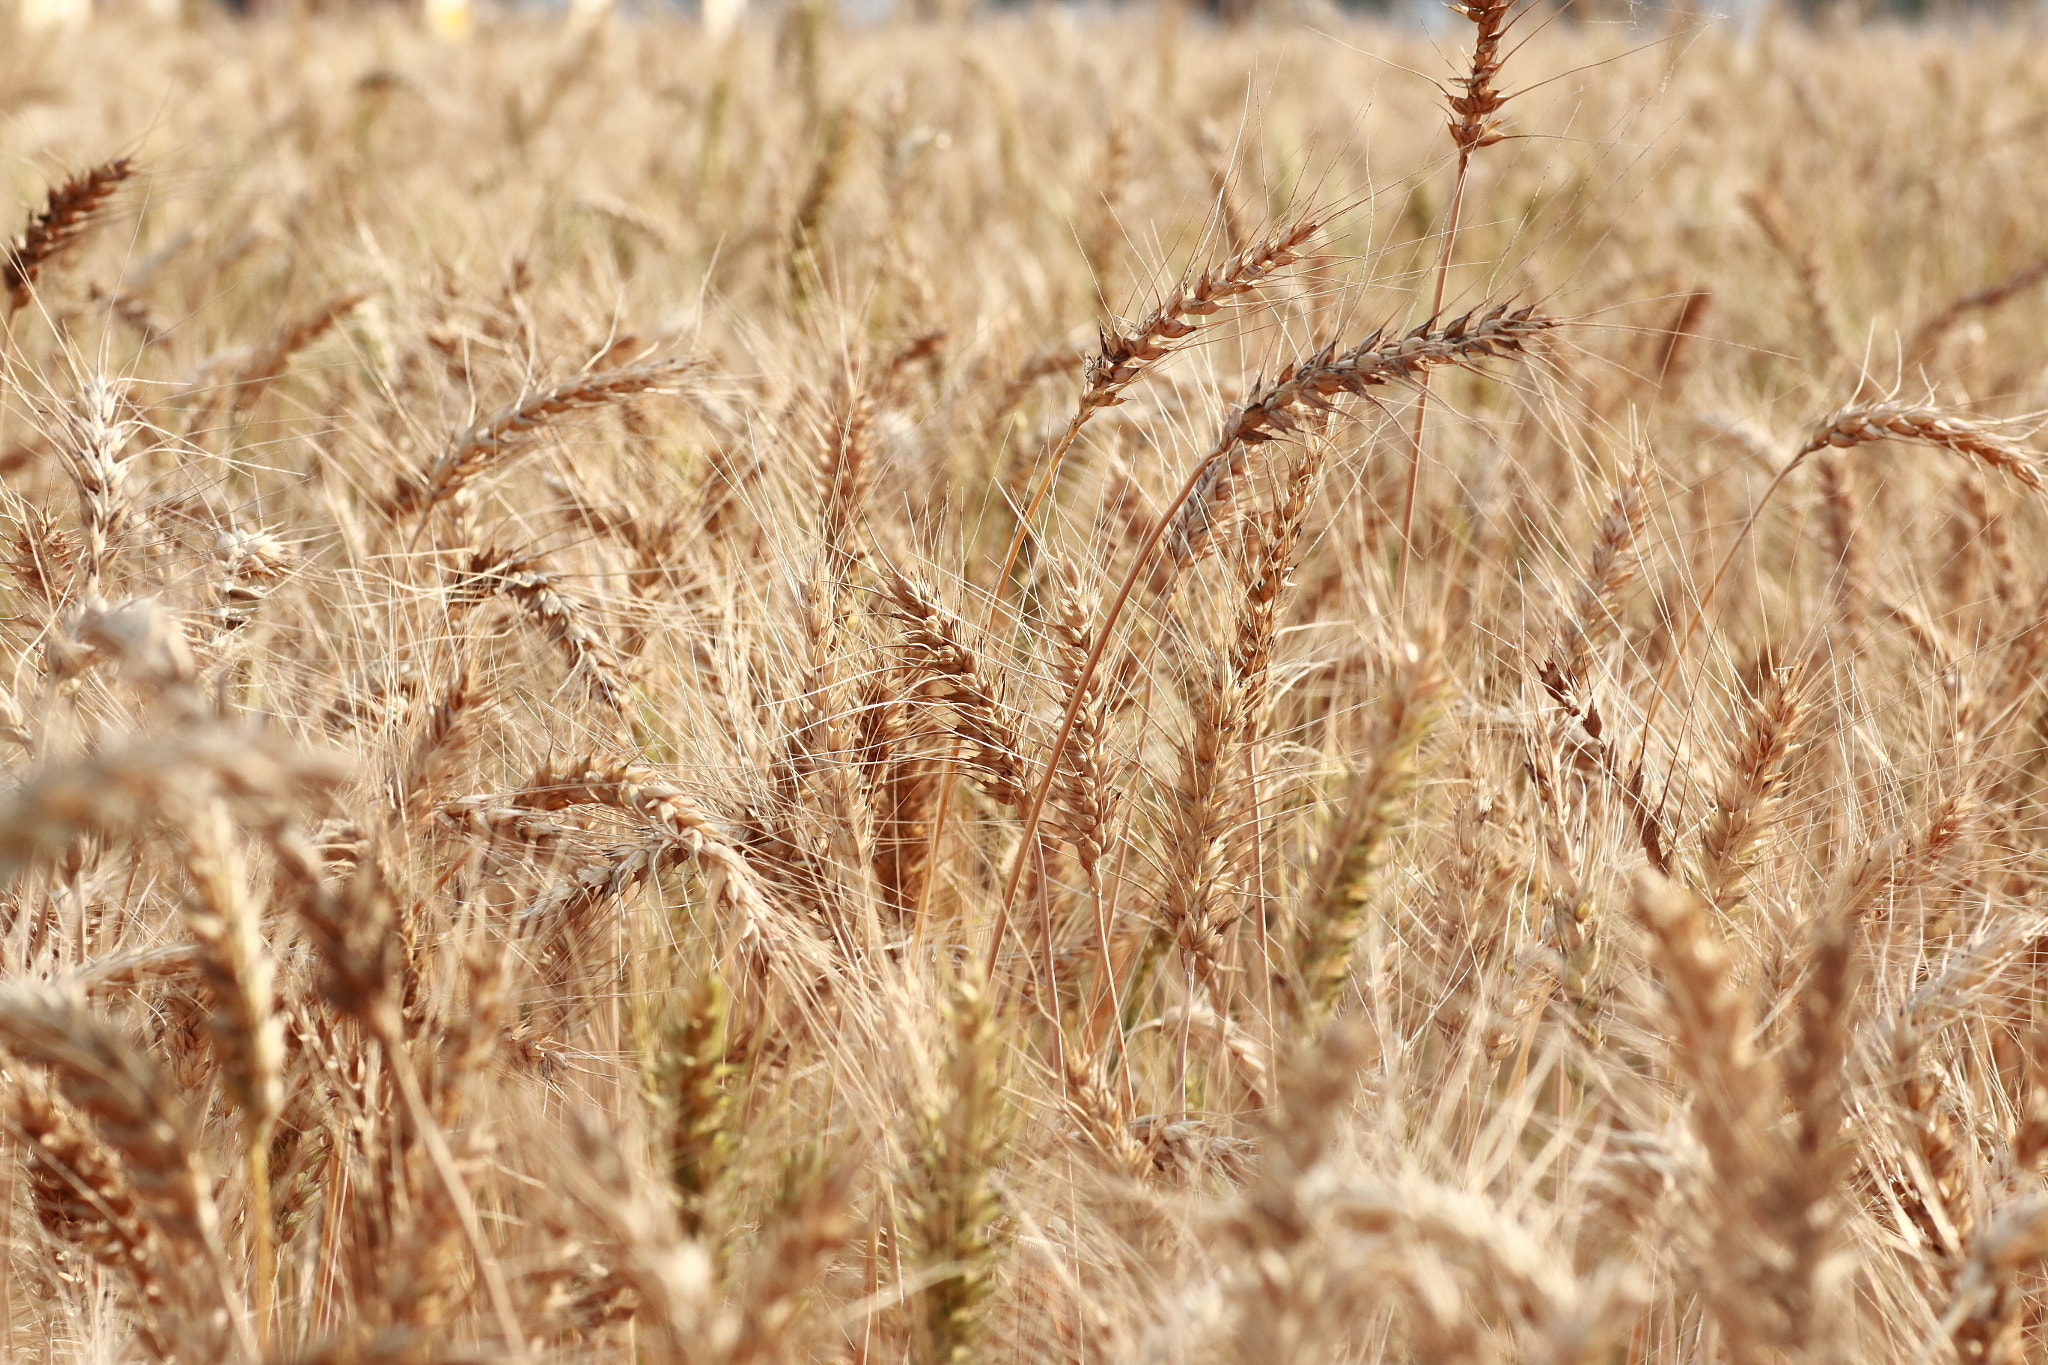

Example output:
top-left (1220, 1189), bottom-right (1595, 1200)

top-left (3, 6), bottom-right (2048, 1362)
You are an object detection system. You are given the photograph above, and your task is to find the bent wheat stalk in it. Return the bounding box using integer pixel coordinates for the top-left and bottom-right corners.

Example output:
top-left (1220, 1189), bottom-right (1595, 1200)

top-left (987, 308), bottom-right (1552, 973)
top-left (989, 212), bottom-right (1321, 608)
top-left (1636, 400), bottom-right (2044, 757)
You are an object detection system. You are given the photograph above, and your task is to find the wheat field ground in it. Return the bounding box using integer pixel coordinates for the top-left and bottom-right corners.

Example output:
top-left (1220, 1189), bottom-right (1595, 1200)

top-left (2, 7), bottom-right (2047, 1362)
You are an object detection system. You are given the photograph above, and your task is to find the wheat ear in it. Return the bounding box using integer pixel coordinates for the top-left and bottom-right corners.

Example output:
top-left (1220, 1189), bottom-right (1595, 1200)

top-left (902, 975), bottom-right (1009, 1363)
top-left (1544, 452), bottom-right (1648, 695)
top-left (1698, 661), bottom-right (1815, 913)
top-left (881, 570), bottom-right (1031, 811)
top-left (2, 1071), bottom-right (181, 1353)
top-left (3, 158), bottom-right (135, 313)
top-left (990, 212), bottom-right (1321, 607)
top-left (387, 358), bottom-right (692, 517)
top-left (1291, 644), bottom-right (1445, 1020)
top-left (1638, 400), bottom-right (2044, 754)
top-left (230, 291), bottom-right (366, 412)
top-left (0, 990), bottom-right (253, 1358)
top-left (1161, 308), bottom-right (1554, 579)
top-left (451, 547), bottom-right (634, 715)
top-left (59, 375), bottom-right (143, 596)
top-left (172, 799), bottom-right (285, 1344)
top-left (1905, 250), bottom-right (2048, 370)
top-left (990, 311), bottom-right (1549, 973)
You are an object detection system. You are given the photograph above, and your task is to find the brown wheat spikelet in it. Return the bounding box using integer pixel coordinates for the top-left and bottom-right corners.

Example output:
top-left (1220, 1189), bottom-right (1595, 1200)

top-left (1086, 212), bottom-right (1322, 411)
top-left (3, 1070), bottom-right (169, 1316)
top-left (992, 210), bottom-right (1323, 603)
top-left (816, 374), bottom-right (876, 576)
top-left (1798, 401), bottom-right (2043, 489)
top-left (388, 358), bottom-right (693, 516)
top-left (1906, 251), bottom-right (2048, 370)
top-left (230, 291), bottom-right (366, 412)
top-left (3, 158), bottom-right (135, 313)
top-left (1290, 644), bottom-right (1445, 1019)
top-left (0, 990), bottom-right (248, 1354)
top-left (1445, 0), bottom-right (1515, 154)
top-left (1045, 556), bottom-right (1112, 875)
top-left (1698, 660), bottom-right (1816, 912)
top-left (1164, 307), bottom-right (1554, 573)
top-left (881, 570), bottom-right (1031, 811)
top-left (451, 547), bottom-right (635, 715)
top-left (1158, 656), bottom-right (1244, 987)
top-left (1545, 452), bottom-right (1648, 695)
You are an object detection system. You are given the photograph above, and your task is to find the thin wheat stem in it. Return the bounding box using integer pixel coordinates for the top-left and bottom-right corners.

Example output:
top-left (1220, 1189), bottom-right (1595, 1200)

top-left (1397, 157), bottom-right (1473, 608)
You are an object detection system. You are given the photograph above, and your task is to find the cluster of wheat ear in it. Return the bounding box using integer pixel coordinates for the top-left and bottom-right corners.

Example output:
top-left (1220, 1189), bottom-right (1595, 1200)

top-left (5, 7), bottom-right (2048, 1363)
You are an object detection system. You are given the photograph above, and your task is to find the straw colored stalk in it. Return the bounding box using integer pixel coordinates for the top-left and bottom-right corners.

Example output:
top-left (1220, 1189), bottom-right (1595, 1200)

top-left (1397, 0), bottom-right (1518, 599)
top-left (59, 375), bottom-right (142, 595)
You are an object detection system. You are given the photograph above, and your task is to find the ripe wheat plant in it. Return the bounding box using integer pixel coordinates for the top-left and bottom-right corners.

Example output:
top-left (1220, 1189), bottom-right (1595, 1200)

top-left (3, 4), bottom-right (2048, 1362)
